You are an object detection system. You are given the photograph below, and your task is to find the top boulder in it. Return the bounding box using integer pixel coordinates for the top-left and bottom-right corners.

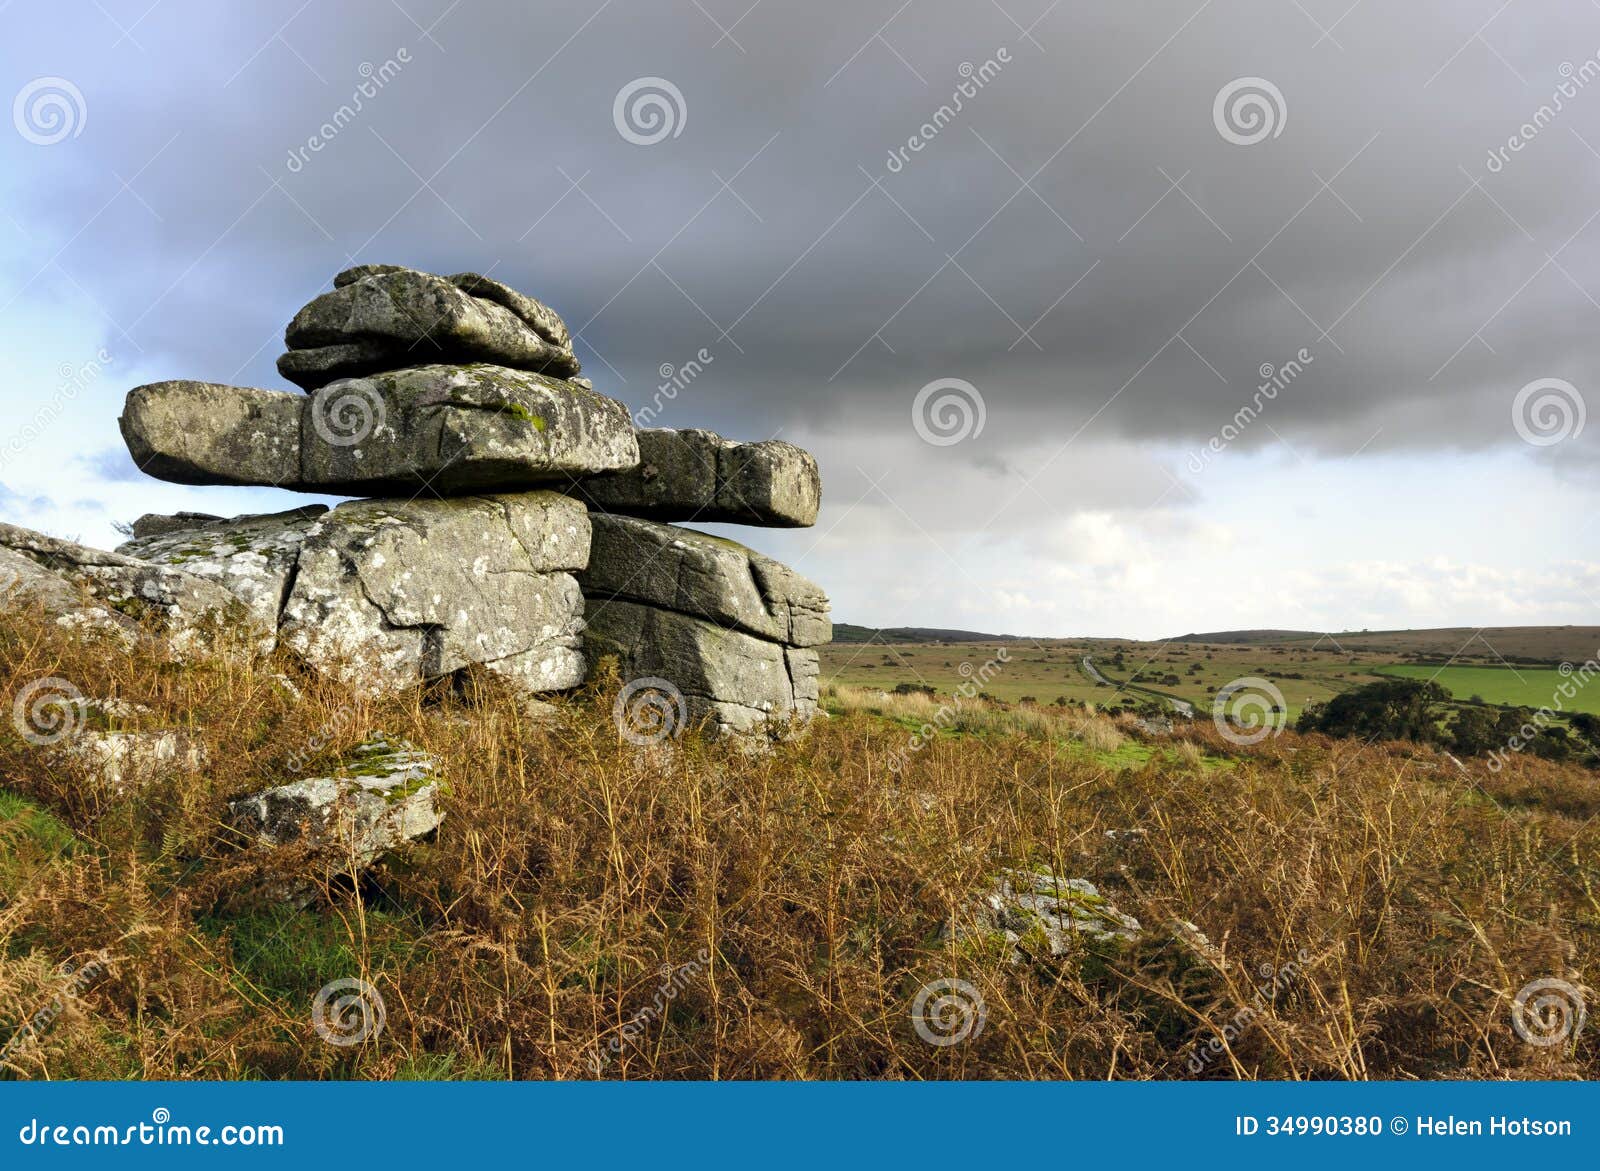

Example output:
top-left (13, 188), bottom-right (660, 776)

top-left (278, 265), bottom-right (581, 390)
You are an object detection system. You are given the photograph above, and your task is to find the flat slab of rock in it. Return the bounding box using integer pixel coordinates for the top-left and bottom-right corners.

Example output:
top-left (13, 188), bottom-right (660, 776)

top-left (229, 735), bottom-right (443, 881)
top-left (580, 514), bottom-right (830, 648)
top-left (129, 511), bottom-right (225, 540)
top-left (583, 598), bottom-right (821, 738)
top-left (120, 365), bottom-right (639, 495)
top-left (572, 428), bottom-right (820, 527)
top-left (278, 266), bottom-right (580, 389)
top-left (119, 381), bottom-right (301, 488)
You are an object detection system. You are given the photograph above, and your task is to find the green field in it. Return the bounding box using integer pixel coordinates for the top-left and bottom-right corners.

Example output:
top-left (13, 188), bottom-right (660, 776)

top-left (822, 627), bottom-right (1600, 723)
top-left (1373, 664), bottom-right (1600, 715)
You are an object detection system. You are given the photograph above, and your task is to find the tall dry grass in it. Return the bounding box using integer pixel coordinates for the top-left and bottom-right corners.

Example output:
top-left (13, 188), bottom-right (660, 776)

top-left (0, 601), bottom-right (1594, 1080)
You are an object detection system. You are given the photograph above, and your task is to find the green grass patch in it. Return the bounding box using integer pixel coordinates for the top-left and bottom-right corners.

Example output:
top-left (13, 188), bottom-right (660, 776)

top-left (1373, 664), bottom-right (1600, 715)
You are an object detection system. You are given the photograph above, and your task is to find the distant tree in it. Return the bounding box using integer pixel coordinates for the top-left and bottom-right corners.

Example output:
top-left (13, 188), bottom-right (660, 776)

top-left (1296, 678), bottom-right (1451, 745)
top-left (1448, 705), bottom-right (1516, 756)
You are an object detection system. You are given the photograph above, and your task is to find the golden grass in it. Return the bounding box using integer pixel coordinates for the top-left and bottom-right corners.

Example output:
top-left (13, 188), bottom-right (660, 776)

top-left (0, 602), bottom-right (1595, 1080)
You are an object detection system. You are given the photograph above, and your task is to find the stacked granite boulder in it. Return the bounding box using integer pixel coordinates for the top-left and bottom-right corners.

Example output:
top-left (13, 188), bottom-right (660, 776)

top-left (96, 264), bottom-right (831, 736)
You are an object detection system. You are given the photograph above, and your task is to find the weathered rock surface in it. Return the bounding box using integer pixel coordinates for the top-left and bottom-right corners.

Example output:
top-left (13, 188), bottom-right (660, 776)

top-left (447, 272), bottom-right (572, 350)
top-left (120, 365), bottom-right (639, 495)
top-left (229, 735), bottom-right (443, 885)
top-left (130, 511), bottom-right (224, 540)
top-left (0, 520), bottom-right (245, 639)
top-left (573, 428), bottom-right (820, 527)
top-left (118, 507), bottom-right (329, 636)
top-left (281, 492), bottom-right (591, 694)
top-left (581, 514), bottom-right (830, 647)
top-left (60, 730), bottom-right (206, 793)
top-left (278, 266), bottom-right (580, 389)
top-left (946, 870), bottom-right (1143, 964)
top-left (119, 381), bottom-right (302, 488)
top-left (583, 598), bottom-right (821, 737)
top-left (121, 494), bottom-right (592, 695)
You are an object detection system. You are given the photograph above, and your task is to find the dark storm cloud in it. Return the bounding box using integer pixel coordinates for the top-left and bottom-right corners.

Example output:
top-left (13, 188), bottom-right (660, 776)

top-left (5, 0), bottom-right (1600, 468)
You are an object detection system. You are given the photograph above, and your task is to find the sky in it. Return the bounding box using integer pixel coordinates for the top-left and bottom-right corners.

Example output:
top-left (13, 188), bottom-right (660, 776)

top-left (1, 0), bottom-right (1597, 639)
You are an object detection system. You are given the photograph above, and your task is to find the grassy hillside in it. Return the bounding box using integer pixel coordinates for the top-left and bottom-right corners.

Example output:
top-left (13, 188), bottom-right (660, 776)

top-left (1176, 626), bottom-right (1600, 665)
top-left (2, 602), bottom-right (1596, 1081)
top-left (829, 623), bottom-right (1019, 644)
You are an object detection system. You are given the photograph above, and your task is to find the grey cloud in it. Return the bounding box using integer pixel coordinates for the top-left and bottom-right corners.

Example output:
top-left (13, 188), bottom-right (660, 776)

top-left (4, 1), bottom-right (1595, 465)
top-left (4, 2), bottom-right (1600, 574)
